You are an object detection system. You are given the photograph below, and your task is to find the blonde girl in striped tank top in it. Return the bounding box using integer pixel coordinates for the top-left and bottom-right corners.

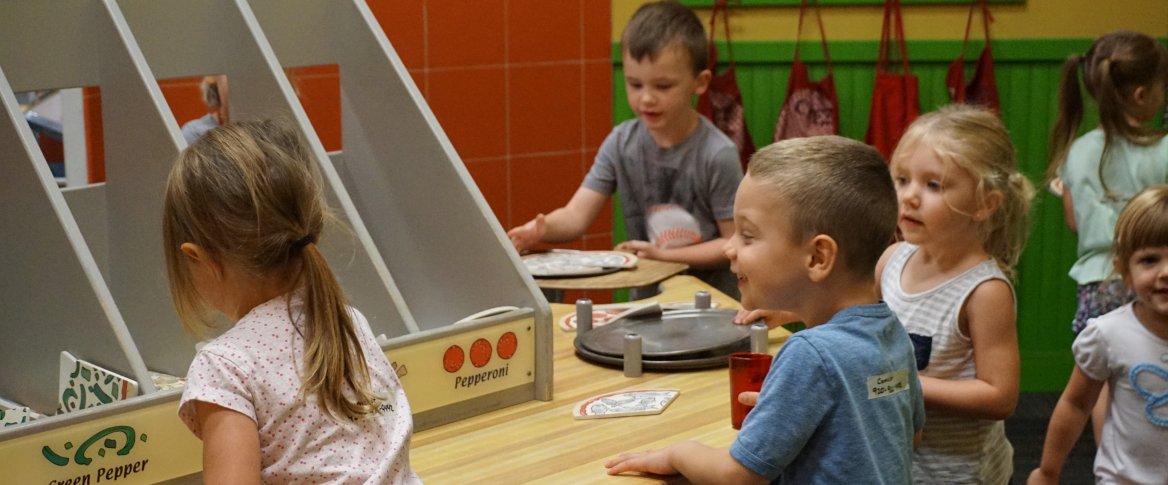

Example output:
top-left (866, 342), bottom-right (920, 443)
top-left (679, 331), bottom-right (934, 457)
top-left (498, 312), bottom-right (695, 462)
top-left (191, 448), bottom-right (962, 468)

top-left (876, 104), bottom-right (1035, 484)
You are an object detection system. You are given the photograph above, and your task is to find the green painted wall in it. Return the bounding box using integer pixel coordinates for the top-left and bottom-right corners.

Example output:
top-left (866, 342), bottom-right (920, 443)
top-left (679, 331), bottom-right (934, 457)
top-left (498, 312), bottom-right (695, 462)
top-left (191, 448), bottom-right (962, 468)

top-left (611, 38), bottom-right (1131, 391)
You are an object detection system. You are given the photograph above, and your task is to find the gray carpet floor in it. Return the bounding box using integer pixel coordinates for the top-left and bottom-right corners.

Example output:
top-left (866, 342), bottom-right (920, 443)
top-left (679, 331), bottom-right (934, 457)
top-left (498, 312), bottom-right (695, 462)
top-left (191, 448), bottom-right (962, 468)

top-left (1006, 392), bottom-right (1097, 484)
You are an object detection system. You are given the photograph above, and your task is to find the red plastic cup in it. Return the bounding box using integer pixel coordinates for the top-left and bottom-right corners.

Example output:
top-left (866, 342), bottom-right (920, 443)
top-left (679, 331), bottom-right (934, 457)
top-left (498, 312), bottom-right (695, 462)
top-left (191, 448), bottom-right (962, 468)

top-left (729, 352), bottom-right (772, 429)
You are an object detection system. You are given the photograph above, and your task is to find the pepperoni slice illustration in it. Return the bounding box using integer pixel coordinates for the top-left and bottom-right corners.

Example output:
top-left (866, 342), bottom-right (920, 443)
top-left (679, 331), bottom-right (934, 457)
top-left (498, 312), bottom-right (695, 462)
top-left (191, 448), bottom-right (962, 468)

top-left (497, 332), bottom-right (517, 359)
top-left (469, 338), bottom-right (493, 368)
top-left (443, 345), bottom-right (465, 373)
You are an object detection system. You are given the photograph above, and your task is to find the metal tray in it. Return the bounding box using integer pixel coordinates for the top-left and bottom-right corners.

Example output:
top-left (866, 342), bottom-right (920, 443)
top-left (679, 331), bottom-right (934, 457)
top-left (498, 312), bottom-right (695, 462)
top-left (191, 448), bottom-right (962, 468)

top-left (574, 308), bottom-right (750, 369)
top-left (573, 337), bottom-right (747, 370)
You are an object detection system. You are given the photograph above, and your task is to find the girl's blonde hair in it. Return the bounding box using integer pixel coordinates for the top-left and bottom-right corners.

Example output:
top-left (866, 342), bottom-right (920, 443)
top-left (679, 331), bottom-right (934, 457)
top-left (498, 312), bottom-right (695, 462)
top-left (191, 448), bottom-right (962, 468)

top-left (163, 119), bottom-right (380, 421)
top-left (1113, 185), bottom-right (1168, 277)
top-left (1046, 31), bottom-right (1168, 189)
top-left (891, 104), bottom-right (1036, 278)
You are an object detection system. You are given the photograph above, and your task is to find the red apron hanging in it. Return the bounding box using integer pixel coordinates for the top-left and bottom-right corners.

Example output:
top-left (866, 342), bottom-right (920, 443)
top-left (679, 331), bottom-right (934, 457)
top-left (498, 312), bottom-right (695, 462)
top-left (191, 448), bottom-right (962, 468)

top-left (946, 0), bottom-right (1000, 112)
top-left (774, 0), bottom-right (839, 142)
top-left (865, 0), bottom-right (919, 160)
top-left (697, 0), bottom-right (755, 171)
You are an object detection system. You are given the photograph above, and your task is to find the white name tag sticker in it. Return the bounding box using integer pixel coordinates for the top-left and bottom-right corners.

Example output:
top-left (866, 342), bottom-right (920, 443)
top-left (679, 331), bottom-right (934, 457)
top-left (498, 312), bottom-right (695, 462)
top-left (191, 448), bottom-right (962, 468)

top-left (867, 368), bottom-right (910, 400)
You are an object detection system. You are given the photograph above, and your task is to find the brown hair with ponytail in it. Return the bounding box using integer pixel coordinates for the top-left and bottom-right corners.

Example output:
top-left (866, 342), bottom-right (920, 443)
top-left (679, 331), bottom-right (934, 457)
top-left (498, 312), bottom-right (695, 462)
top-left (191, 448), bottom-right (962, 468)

top-left (163, 119), bottom-right (381, 421)
top-left (1046, 31), bottom-right (1168, 191)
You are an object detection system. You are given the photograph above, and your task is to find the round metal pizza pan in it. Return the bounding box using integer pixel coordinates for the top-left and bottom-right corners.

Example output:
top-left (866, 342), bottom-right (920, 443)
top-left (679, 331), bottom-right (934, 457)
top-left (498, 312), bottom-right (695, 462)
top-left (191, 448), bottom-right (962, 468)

top-left (575, 308), bottom-right (749, 359)
top-left (573, 337), bottom-right (747, 370)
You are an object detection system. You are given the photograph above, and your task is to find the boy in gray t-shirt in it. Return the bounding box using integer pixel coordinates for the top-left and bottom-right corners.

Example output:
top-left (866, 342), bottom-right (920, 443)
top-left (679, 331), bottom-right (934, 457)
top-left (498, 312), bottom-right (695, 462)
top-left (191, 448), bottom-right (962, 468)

top-left (507, 0), bottom-right (741, 297)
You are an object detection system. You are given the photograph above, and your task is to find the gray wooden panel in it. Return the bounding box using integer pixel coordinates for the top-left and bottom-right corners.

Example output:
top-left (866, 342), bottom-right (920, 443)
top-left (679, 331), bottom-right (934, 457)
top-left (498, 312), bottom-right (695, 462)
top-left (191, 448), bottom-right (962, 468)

top-left (117, 0), bottom-right (415, 339)
top-left (0, 0), bottom-right (192, 378)
top-left (250, 0), bottom-right (550, 330)
top-left (0, 66), bottom-right (148, 413)
top-left (248, 0), bottom-right (552, 400)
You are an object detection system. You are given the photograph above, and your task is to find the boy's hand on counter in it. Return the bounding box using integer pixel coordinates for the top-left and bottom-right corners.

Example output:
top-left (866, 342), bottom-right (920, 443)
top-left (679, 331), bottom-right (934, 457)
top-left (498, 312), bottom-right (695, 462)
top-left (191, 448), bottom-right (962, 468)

top-left (605, 448), bottom-right (677, 477)
top-left (615, 239), bottom-right (663, 260)
top-left (508, 214), bottom-right (546, 251)
top-left (733, 308), bottom-right (799, 329)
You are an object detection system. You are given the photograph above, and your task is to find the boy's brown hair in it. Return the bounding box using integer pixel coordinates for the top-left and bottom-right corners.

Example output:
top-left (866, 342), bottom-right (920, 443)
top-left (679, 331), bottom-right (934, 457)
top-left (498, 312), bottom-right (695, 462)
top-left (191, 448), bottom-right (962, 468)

top-left (748, 136), bottom-right (897, 277)
top-left (621, 0), bottom-right (707, 75)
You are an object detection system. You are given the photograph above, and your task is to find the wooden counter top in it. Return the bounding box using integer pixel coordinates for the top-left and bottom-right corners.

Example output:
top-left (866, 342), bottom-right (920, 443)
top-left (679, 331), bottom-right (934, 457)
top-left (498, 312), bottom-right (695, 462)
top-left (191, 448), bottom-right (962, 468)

top-left (411, 276), bottom-right (791, 484)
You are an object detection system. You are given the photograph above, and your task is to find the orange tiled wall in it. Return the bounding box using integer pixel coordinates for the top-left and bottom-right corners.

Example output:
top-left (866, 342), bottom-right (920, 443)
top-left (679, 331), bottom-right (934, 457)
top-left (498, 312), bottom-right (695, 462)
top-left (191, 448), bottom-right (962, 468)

top-left (365, 0), bottom-right (614, 243)
top-left (365, 0), bottom-right (616, 302)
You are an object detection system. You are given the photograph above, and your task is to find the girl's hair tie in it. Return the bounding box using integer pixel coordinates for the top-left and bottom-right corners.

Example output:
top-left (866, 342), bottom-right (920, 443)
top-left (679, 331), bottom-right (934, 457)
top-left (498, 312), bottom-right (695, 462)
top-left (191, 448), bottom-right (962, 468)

top-left (292, 234), bottom-right (316, 250)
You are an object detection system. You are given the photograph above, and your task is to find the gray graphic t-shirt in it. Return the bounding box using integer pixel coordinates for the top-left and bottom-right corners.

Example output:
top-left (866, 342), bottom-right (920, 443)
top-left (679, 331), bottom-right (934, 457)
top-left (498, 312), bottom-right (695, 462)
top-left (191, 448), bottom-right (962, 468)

top-left (582, 117), bottom-right (742, 297)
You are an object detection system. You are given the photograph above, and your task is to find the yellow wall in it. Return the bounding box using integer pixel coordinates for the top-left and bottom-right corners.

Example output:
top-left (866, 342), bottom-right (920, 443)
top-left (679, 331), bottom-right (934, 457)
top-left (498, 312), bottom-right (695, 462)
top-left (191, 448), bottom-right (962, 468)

top-left (613, 0), bottom-right (1168, 41)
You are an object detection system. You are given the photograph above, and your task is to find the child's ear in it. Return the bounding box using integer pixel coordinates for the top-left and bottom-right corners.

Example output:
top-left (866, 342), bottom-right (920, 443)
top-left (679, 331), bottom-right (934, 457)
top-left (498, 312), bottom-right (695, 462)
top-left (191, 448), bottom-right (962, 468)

top-left (180, 243), bottom-right (222, 277)
top-left (693, 68), bottom-right (712, 97)
top-left (180, 242), bottom-right (202, 262)
top-left (806, 234), bottom-right (838, 283)
top-left (1114, 256), bottom-right (1132, 288)
top-left (1130, 84), bottom-right (1150, 107)
top-left (974, 190), bottom-right (1004, 222)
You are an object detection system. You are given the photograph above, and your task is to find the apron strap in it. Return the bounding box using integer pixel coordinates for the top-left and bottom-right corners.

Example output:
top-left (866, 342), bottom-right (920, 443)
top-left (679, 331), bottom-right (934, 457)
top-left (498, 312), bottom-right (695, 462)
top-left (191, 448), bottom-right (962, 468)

top-left (893, 0), bottom-right (910, 75)
top-left (877, 0), bottom-right (892, 70)
top-left (959, 0), bottom-right (994, 61)
top-left (706, 0), bottom-right (735, 69)
top-left (877, 0), bottom-right (909, 74)
top-left (796, 0), bottom-right (834, 72)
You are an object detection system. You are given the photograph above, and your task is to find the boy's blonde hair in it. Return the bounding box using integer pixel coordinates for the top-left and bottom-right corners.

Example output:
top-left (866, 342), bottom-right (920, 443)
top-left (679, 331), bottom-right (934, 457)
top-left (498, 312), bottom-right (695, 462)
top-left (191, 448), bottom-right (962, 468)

top-left (892, 104), bottom-right (1035, 278)
top-left (621, 0), bottom-right (707, 75)
top-left (1114, 185), bottom-right (1168, 276)
top-left (748, 136), bottom-right (896, 278)
top-left (163, 119), bottom-right (380, 421)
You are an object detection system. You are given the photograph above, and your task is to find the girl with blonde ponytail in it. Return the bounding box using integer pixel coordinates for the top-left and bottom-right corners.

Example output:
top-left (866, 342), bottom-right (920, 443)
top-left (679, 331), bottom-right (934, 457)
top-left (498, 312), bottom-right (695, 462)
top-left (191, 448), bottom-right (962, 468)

top-left (877, 104), bottom-right (1035, 483)
top-left (164, 119), bottom-right (421, 484)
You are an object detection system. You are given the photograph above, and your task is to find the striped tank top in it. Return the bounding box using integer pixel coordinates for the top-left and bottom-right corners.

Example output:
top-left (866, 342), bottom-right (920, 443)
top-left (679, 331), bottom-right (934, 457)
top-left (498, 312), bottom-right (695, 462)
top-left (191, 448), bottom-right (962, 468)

top-left (881, 243), bottom-right (1014, 484)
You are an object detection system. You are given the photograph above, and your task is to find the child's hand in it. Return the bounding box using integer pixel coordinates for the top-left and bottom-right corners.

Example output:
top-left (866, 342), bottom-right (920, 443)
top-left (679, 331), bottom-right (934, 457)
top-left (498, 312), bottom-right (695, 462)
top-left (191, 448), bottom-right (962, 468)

top-left (604, 448), bottom-right (677, 476)
top-left (507, 214), bottom-right (546, 251)
top-left (733, 309), bottom-right (799, 329)
top-left (1026, 468), bottom-right (1059, 485)
top-left (737, 391), bottom-right (759, 407)
top-left (614, 240), bottom-right (662, 260)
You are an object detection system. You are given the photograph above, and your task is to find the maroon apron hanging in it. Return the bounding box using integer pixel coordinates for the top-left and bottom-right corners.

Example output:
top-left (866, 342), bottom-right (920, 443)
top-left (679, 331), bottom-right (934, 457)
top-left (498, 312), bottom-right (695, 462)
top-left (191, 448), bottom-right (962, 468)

top-left (865, 0), bottom-right (919, 160)
top-left (697, 0), bottom-right (755, 170)
top-left (774, 0), bottom-right (839, 142)
top-left (946, 0), bottom-right (1000, 112)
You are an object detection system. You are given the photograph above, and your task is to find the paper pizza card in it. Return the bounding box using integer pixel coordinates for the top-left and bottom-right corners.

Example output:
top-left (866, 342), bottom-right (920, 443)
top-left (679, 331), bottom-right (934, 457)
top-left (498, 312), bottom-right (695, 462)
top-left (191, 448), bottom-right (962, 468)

top-left (149, 371), bottom-right (187, 392)
top-left (522, 250), bottom-right (637, 278)
top-left (58, 351), bottom-right (138, 414)
top-left (0, 406), bottom-right (42, 428)
top-left (572, 389), bottom-right (680, 420)
top-left (559, 301), bottom-right (721, 332)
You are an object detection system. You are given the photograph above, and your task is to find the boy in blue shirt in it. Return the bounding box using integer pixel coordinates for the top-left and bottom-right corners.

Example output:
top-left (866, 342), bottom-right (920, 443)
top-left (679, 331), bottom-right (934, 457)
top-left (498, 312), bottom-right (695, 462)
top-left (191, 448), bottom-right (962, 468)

top-left (606, 136), bottom-right (925, 484)
top-left (507, 0), bottom-right (742, 297)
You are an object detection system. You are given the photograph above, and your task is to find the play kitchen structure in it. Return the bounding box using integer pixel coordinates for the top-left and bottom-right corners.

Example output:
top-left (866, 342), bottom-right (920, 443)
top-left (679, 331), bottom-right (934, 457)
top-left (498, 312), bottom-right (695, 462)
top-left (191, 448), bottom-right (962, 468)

top-left (0, 1), bottom-right (551, 482)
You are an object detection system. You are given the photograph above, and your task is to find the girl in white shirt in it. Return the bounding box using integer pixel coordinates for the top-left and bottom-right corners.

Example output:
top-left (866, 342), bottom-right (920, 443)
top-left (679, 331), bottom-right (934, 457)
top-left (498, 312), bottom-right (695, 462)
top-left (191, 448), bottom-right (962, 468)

top-left (163, 119), bottom-right (421, 484)
top-left (1029, 185), bottom-right (1168, 485)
